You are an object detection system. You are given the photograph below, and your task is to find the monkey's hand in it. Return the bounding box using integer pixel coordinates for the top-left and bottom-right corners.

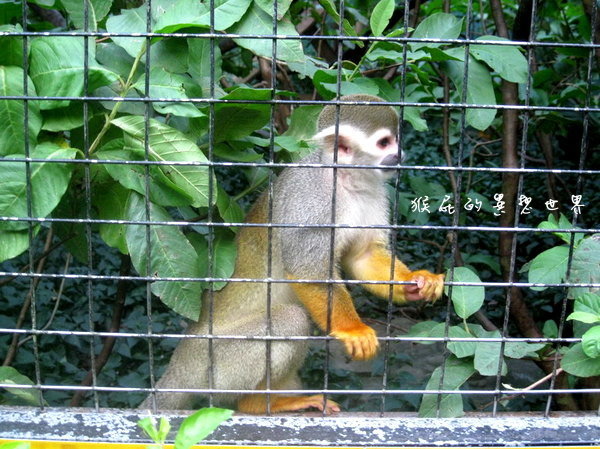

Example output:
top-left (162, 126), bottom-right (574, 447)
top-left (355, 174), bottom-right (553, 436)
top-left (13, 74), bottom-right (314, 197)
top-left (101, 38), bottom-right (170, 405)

top-left (404, 270), bottom-right (445, 302)
top-left (331, 323), bottom-right (379, 360)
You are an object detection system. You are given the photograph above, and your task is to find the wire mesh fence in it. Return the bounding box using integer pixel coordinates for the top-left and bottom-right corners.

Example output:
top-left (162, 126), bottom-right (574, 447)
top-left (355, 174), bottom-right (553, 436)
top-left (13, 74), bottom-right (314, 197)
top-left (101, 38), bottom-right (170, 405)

top-left (0, 0), bottom-right (599, 445)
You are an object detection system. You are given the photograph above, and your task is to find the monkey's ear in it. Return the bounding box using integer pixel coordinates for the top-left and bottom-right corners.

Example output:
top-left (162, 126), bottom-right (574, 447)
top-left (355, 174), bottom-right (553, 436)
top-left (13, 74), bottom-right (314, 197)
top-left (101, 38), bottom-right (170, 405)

top-left (314, 125), bottom-right (356, 162)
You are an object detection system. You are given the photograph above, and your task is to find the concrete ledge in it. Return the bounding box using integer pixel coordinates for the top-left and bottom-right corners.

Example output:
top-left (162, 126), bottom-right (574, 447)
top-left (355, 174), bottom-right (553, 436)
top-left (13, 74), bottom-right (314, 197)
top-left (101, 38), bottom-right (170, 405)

top-left (1, 407), bottom-right (599, 446)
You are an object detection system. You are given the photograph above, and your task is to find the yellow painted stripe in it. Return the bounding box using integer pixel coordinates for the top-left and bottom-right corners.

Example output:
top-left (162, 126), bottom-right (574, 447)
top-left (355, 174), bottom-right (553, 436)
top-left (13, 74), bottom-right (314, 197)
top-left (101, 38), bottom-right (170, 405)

top-left (2, 443), bottom-right (598, 449)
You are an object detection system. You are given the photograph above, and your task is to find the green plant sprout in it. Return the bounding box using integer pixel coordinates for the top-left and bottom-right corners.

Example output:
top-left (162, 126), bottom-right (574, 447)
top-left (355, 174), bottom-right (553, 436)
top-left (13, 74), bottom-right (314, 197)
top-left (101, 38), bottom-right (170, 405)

top-left (138, 407), bottom-right (233, 449)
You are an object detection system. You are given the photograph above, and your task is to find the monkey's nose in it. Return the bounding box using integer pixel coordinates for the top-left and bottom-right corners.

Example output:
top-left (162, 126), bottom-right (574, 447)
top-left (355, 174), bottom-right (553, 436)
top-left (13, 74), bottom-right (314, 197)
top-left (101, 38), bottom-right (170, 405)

top-left (381, 154), bottom-right (399, 166)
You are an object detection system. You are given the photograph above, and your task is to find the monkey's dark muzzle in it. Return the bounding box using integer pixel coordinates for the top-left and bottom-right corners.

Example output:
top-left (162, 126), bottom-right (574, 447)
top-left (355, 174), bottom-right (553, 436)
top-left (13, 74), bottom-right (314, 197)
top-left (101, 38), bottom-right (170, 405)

top-left (380, 154), bottom-right (400, 168)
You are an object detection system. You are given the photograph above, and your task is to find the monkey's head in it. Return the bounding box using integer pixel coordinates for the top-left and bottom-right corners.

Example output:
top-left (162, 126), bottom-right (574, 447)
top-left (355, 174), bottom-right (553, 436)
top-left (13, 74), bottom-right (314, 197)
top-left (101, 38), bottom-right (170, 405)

top-left (315, 95), bottom-right (401, 178)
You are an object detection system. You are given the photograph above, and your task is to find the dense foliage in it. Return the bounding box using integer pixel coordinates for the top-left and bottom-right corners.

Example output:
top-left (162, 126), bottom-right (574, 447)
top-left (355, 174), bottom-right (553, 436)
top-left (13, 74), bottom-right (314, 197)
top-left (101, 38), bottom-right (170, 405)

top-left (0, 0), bottom-right (598, 416)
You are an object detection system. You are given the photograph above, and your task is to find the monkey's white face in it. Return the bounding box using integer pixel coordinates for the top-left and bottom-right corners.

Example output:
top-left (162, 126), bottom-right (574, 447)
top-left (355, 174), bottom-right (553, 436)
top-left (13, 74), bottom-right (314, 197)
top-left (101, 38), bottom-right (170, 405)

top-left (315, 125), bottom-right (403, 179)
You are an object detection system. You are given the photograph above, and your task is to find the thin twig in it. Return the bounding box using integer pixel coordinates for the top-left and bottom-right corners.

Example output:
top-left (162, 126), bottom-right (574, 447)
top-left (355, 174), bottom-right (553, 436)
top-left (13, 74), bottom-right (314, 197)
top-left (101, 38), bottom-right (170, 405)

top-left (479, 368), bottom-right (564, 411)
top-left (18, 254), bottom-right (72, 348)
top-left (70, 255), bottom-right (131, 406)
top-left (3, 229), bottom-right (54, 367)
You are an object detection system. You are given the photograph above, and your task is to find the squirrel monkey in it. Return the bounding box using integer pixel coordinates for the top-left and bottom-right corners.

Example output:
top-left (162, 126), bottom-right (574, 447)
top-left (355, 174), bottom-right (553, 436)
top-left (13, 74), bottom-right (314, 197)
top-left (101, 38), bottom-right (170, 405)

top-left (140, 94), bottom-right (444, 414)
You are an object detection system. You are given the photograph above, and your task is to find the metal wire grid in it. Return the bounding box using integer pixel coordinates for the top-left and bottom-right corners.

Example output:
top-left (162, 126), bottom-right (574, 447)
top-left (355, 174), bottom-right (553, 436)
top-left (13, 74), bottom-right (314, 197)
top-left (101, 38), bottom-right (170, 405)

top-left (0, 0), bottom-right (598, 421)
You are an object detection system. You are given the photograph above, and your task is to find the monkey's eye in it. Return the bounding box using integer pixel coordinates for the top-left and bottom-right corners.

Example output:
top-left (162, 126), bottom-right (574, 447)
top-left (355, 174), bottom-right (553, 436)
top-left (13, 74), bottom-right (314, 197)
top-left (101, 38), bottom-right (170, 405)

top-left (377, 137), bottom-right (391, 149)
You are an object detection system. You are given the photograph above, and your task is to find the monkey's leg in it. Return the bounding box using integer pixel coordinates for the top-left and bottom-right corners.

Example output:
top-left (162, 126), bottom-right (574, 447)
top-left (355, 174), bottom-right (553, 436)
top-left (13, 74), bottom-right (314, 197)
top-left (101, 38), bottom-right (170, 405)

top-left (288, 280), bottom-right (379, 360)
top-left (237, 374), bottom-right (340, 414)
top-left (347, 241), bottom-right (445, 303)
top-left (138, 338), bottom-right (208, 410)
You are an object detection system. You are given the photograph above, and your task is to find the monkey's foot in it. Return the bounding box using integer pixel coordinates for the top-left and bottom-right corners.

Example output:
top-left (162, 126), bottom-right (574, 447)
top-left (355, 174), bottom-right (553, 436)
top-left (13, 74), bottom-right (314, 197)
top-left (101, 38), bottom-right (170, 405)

top-left (238, 394), bottom-right (340, 414)
top-left (331, 323), bottom-right (379, 360)
top-left (405, 270), bottom-right (445, 302)
top-left (275, 394), bottom-right (340, 414)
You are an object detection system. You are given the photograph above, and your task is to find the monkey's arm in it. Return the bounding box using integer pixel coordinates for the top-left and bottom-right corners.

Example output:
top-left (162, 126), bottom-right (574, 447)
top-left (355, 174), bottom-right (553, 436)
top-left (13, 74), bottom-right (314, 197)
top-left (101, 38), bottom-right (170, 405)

top-left (345, 240), bottom-right (445, 304)
top-left (288, 279), bottom-right (378, 360)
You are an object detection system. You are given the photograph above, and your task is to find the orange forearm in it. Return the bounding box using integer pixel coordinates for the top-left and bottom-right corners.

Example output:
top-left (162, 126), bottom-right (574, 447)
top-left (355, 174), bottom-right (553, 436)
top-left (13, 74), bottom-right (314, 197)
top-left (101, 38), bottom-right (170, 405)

top-left (349, 243), bottom-right (412, 303)
top-left (288, 277), bottom-right (378, 360)
top-left (347, 242), bottom-right (444, 303)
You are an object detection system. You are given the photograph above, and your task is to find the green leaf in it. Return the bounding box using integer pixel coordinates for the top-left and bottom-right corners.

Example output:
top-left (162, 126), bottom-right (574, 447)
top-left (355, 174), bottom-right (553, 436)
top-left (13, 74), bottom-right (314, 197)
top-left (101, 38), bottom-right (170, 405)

top-left (211, 88), bottom-right (272, 142)
top-left (428, 324), bottom-right (476, 358)
top-left (112, 116), bottom-right (213, 207)
top-left (504, 341), bottom-right (546, 359)
top-left (230, 3), bottom-right (305, 62)
top-left (0, 1), bottom-right (22, 22)
top-left (0, 229), bottom-right (34, 263)
top-left (213, 142), bottom-right (263, 162)
top-left (316, 0), bottom-right (360, 44)
top-left (283, 105), bottom-right (321, 141)
top-left (254, 0), bottom-right (292, 20)
top-left (543, 320), bottom-right (558, 338)
top-left (274, 135), bottom-right (312, 155)
top-left (287, 55), bottom-right (329, 78)
top-left (52, 189), bottom-right (90, 264)
top-left (582, 326), bottom-right (600, 358)
top-left (191, 228), bottom-right (237, 291)
top-left (0, 441), bottom-right (31, 449)
top-left (94, 182), bottom-right (130, 254)
top-left (153, 0), bottom-right (251, 33)
top-left (96, 42), bottom-right (137, 80)
top-left (370, 0), bottom-right (395, 36)
top-left (106, 5), bottom-right (147, 58)
top-left (0, 66), bottom-right (42, 156)
top-left (567, 311), bottom-right (600, 324)
top-left (0, 366), bottom-right (43, 406)
top-left (0, 143), bottom-right (77, 232)
top-left (473, 329), bottom-right (507, 376)
top-left (138, 415), bottom-right (171, 444)
top-left (418, 357), bottom-right (474, 418)
top-left (410, 13), bottom-right (464, 51)
top-left (405, 320), bottom-right (439, 341)
top-left (0, 24), bottom-right (24, 67)
top-left (96, 144), bottom-right (195, 207)
top-left (29, 36), bottom-right (118, 109)
top-left (323, 78), bottom-right (381, 97)
top-left (537, 213), bottom-right (578, 245)
top-left (174, 407), bottom-right (233, 449)
top-left (463, 253), bottom-right (501, 275)
top-left (574, 293), bottom-right (600, 315)
top-left (137, 417), bottom-right (162, 444)
top-left (569, 236), bottom-right (600, 299)
top-left (157, 416), bottom-right (171, 443)
top-left (133, 67), bottom-right (203, 117)
top-left (404, 107), bottom-right (428, 131)
top-left (216, 186), bottom-right (244, 226)
top-left (207, 0), bottom-right (253, 30)
top-left (153, 0), bottom-right (208, 34)
top-left (442, 51), bottom-right (497, 131)
top-left (444, 267), bottom-right (485, 319)
top-left (150, 38), bottom-right (189, 74)
top-left (470, 36), bottom-right (528, 84)
top-left (61, 0), bottom-right (113, 31)
top-left (527, 245), bottom-right (569, 291)
top-left (188, 37), bottom-right (223, 96)
top-left (562, 343), bottom-right (600, 377)
top-left (125, 192), bottom-right (203, 320)
top-left (41, 103), bottom-right (86, 132)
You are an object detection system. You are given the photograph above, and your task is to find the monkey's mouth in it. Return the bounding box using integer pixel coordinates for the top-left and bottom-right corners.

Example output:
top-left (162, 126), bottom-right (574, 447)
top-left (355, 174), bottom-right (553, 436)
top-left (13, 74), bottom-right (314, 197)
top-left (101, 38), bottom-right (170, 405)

top-left (380, 154), bottom-right (400, 170)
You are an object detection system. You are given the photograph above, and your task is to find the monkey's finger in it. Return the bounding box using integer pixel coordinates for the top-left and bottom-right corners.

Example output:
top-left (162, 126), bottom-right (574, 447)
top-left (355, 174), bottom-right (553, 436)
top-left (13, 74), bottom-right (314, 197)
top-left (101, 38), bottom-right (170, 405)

top-left (423, 274), bottom-right (445, 300)
top-left (345, 336), bottom-right (374, 361)
top-left (319, 399), bottom-right (341, 414)
top-left (331, 326), bottom-right (379, 360)
top-left (404, 280), bottom-right (424, 301)
top-left (433, 274), bottom-right (445, 299)
top-left (421, 278), bottom-right (438, 300)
